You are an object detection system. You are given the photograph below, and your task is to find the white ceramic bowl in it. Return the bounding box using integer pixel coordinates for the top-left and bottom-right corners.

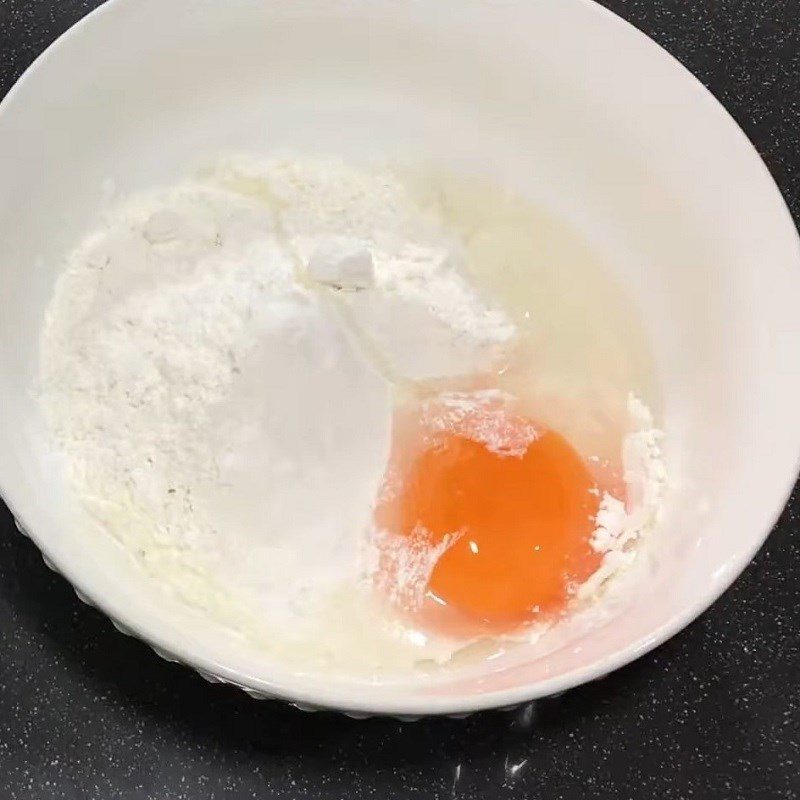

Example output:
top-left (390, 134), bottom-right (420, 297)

top-left (1, 0), bottom-right (798, 717)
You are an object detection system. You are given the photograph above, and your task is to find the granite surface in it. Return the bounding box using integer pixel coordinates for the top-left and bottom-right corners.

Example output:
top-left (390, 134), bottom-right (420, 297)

top-left (0, 1), bottom-right (798, 798)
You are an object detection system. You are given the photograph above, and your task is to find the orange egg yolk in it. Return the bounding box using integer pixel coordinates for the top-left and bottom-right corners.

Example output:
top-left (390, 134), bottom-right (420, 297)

top-left (376, 408), bottom-right (602, 632)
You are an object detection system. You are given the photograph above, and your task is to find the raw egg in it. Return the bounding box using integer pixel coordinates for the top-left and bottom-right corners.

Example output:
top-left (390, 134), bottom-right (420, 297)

top-left (375, 393), bottom-right (602, 632)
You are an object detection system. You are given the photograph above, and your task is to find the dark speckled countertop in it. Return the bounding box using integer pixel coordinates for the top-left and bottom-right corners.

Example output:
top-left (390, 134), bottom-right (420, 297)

top-left (1, 2), bottom-right (798, 798)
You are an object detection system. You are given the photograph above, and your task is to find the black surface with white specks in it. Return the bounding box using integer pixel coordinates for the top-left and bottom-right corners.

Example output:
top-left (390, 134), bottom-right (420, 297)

top-left (0, 1), bottom-right (799, 798)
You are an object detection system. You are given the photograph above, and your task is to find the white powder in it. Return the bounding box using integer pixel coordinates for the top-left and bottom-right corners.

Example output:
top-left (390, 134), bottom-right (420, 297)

top-left (37, 156), bottom-right (524, 668)
top-left (39, 177), bottom-right (393, 638)
top-left (38, 155), bottom-right (667, 671)
top-left (217, 156), bottom-right (517, 382)
top-left (306, 238), bottom-right (376, 291)
top-left (419, 389), bottom-right (539, 457)
top-left (370, 525), bottom-right (461, 612)
top-left (578, 394), bottom-right (667, 601)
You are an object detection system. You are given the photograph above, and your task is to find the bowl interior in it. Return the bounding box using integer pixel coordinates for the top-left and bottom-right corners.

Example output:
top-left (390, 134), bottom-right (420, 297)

top-left (0, 0), bottom-right (798, 714)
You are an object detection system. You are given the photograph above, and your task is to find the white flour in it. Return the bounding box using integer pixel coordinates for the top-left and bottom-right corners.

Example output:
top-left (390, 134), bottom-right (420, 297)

top-left (38, 157), bottom-right (522, 666)
top-left (218, 156), bottom-right (516, 382)
top-left (39, 175), bottom-right (394, 640)
top-left (578, 394), bottom-right (667, 601)
top-left (39, 156), bottom-right (666, 672)
top-left (418, 390), bottom-right (540, 458)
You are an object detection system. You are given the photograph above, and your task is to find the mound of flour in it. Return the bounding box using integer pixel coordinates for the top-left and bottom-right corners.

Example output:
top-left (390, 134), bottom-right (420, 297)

top-left (38, 156), bottom-right (666, 670)
top-left (38, 157), bottom-right (520, 666)
top-left (216, 156), bottom-right (517, 382)
top-left (39, 176), bottom-right (395, 635)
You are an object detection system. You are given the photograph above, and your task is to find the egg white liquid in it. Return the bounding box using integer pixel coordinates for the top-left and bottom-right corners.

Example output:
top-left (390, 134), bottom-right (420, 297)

top-left (406, 171), bottom-right (659, 467)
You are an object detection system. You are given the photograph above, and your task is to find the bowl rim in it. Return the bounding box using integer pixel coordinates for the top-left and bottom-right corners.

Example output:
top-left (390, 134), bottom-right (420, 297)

top-left (1, 0), bottom-right (799, 717)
